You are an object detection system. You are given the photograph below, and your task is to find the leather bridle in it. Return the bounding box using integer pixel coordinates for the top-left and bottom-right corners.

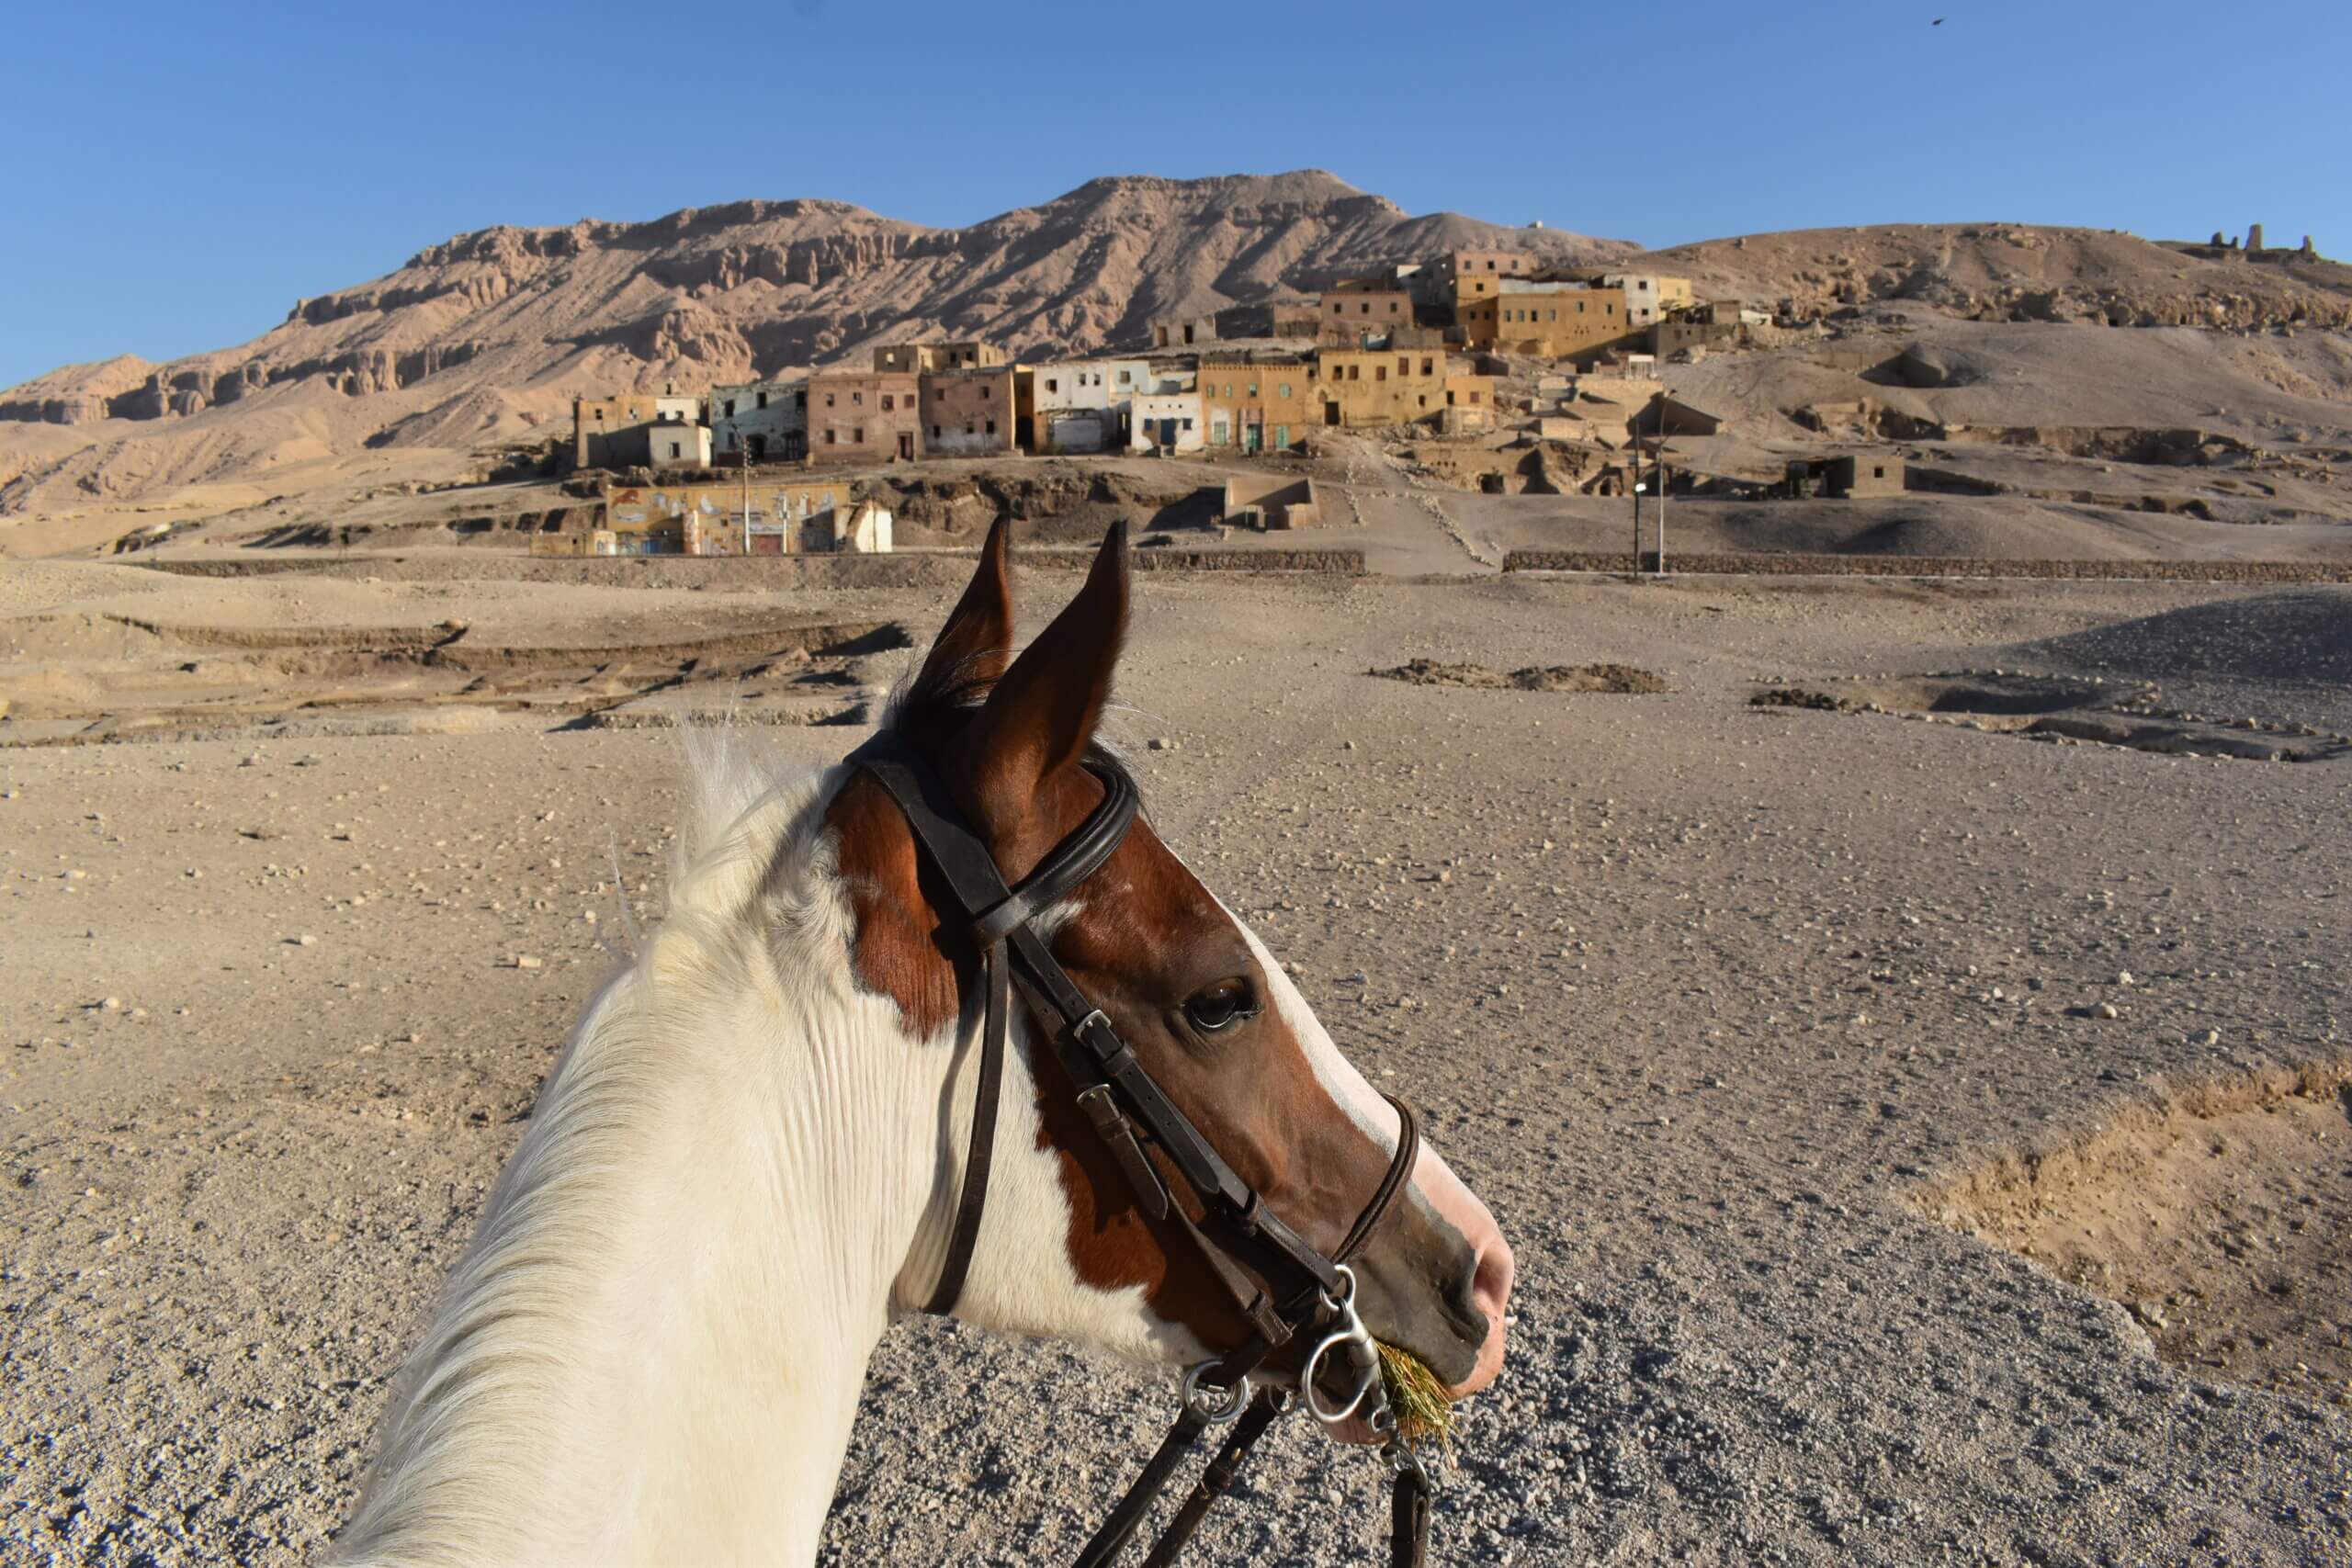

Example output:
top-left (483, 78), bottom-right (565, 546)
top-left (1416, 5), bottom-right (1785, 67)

top-left (849, 730), bottom-right (1439, 1567)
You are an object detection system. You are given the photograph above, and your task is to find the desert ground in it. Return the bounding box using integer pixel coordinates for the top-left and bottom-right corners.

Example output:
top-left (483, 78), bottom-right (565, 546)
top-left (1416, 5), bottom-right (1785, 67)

top-left (3, 519), bottom-right (2347, 1565)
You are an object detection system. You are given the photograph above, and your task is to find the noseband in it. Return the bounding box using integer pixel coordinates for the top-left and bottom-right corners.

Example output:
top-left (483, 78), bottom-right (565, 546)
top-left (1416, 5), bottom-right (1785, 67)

top-left (849, 732), bottom-right (1436, 1567)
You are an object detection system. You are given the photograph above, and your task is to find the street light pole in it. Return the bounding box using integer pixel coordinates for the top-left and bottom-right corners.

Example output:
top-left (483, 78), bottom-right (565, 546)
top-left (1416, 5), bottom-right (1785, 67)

top-left (1656, 441), bottom-right (1668, 577)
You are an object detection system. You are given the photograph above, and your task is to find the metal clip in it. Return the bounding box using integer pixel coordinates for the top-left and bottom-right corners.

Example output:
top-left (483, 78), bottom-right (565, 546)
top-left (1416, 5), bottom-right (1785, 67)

top-left (1181, 1361), bottom-right (1251, 1426)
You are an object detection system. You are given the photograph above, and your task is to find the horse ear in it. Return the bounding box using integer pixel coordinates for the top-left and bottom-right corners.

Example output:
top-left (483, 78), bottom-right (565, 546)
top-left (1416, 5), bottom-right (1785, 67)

top-left (960, 524), bottom-right (1130, 839)
top-left (913, 515), bottom-right (1015, 700)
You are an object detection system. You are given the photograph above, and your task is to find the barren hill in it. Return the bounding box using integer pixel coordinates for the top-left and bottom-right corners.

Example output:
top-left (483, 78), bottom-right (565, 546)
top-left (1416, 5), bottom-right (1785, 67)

top-left (1634, 223), bottom-right (2352, 330)
top-left (0, 171), bottom-right (1627, 526)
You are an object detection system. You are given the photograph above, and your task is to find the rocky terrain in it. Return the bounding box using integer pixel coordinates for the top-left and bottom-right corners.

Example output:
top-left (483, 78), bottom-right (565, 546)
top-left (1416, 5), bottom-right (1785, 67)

top-left (2, 545), bottom-right (2347, 1565)
top-left (1639, 223), bottom-right (2352, 332)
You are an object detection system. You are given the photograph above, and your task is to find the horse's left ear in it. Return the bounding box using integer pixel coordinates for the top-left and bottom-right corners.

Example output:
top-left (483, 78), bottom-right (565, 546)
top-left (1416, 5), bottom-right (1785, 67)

top-left (957, 523), bottom-right (1129, 843)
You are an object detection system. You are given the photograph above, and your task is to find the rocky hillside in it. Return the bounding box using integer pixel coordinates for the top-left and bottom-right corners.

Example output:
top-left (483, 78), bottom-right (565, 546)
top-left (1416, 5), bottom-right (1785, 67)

top-left (0, 171), bottom-right (1627, 517)
top-left (1636, 223), bottom-right (2352, 331)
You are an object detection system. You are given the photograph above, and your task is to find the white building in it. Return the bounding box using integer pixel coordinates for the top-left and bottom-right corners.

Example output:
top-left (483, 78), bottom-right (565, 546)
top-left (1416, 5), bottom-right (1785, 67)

top-left (1128, 390), bottom-right (1203, 454)
top-left (1600, 274), bottom-right (1696, 327)
top-left (648, 423), bottom-right (712, 468)
top-left (652, 388), bottom-right (702, 425)
top-left (1023, 360), bottom-right (1118, 453)
top-left (711, 378), bottom-right (808, 462)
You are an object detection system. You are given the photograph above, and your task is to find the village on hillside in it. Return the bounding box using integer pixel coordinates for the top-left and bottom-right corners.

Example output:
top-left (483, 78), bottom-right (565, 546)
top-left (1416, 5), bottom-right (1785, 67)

top-left (552, 249), bottom-right (1777, 556)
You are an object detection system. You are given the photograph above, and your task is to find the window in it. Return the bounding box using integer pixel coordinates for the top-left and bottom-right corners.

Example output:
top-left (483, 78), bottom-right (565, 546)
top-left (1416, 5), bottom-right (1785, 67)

top-left (1387, 300), bottom-right (1398, 313)
top-left (826, 429), bottom-right (837, 445)
top-left (1471, 390), bottom-right (1483, 405)
top-left (1872, 466), bottom-right (1886, 479)
top-left (1417, 396), bottom-right (1426, 408)
top-left (1420, 358), bottom-right (1432, 376)
top-left (756, 391), bottom-right (769, 409)
top-left (1445, 390), bottom-right (1455, 407)
top-left (1397, 357), bottom-right (1408, 376)
top-left (1348, 365), bottom-right (1360, 381)
top-left (1046, 378), bottom-right (1058, 393)
top-left (932, 424), bottom-right (943, 438)
top-left (964, 423), bottom-right (974, 435)
top-left (1247, 383), bottom-right (1257, 398)
top-left (1358, 302), bottom-right (1370, 314)
top-left (667, 441), bottom-right (681, 459)
top-left (1278, 382), bottom-right (1292, 399)
top-left (985, 420), bottom-right (996, 434)
top-left (1181, 418), bottom-right (1193, 431)
top-left (796, 391), bottom-right (807, 409)
top-left (853, 391), bottom-right (863, 406)
top-left (1375, 366), bottom-right (1387, 382)
top-left (1332, 302), bottom-right (1344, 315)
top-left (723, 399), bottom-right (737, 418)
top-left (881, 394), bottom-right (894, 411)
top-left (826, 393), bottom-right (836, 408)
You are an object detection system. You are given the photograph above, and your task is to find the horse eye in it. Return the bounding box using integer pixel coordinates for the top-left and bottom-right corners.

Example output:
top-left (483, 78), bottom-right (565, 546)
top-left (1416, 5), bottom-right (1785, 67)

top-left (1183, 978), bottom-right (1258, 1034)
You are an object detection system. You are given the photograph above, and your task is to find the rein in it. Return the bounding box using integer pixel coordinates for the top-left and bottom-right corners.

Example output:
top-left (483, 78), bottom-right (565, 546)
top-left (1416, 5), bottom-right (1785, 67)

top-left (849, 732), bottom-right (1436, 1566)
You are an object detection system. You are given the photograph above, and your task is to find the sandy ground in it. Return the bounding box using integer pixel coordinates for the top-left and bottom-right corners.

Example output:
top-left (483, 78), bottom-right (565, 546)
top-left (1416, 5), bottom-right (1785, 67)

top-left (3, 536), bottom-right (2349, 1564)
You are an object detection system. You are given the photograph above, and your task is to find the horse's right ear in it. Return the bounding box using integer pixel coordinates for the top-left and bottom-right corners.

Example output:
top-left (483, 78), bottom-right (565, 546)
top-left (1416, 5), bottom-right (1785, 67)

top-left (912, 516), bottom-right (1014, 700)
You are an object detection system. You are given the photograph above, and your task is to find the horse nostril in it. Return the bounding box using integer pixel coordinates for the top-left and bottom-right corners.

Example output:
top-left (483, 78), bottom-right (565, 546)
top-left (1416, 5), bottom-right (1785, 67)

top-left (1472, 1233), bottom-right (1515, 1323)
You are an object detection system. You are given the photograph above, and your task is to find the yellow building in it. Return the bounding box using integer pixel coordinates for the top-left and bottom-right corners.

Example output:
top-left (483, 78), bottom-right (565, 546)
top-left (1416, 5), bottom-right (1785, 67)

top-left (1199, 356), bottom-right (1315, 452)
top-left (1311, 346), bottom-right (1452, 428)
top-left (1463, 284), bottom-right (1634, 360)
top-left (1442, 373), bottom-right (1497, 430)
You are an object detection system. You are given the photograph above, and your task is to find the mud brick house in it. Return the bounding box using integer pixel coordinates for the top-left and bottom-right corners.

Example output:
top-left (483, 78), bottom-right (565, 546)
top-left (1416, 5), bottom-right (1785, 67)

top-left (1150, 312), bottom-right (1221, 349)
top-left (1312, 345), bottom-right (1450, 428)
top-left (1317, 279), bottom-right (1414, 345)
top-left (1199, 355), bottom-right (1314, 453)
top-left (710, 378), bottom-right (808, 462)
top-left (1442, 372), bottom-right (1497, 430)
top-left (806, 368), bottom-right (922, 464)
top-left (920, 366), bottom-right (1016, 457)
top-left (571, 384), bottom-right (702, 469)
top-left (872, 341), bottom-right (1005, 374)
top-left (1463, 281), bottom-right (1634, 362)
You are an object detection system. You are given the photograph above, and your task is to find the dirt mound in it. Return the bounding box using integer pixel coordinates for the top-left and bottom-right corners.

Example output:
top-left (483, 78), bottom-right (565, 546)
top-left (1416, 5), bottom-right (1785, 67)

top-left (1374, 658), bottom-right (1667, 693)
top-left (1919, 1060), bottom-right (2352, 1410)
top-left (1747, 670), bottom-right (2351, 762)
top-left (1638, 223), bottom-right (2352, 331)
top-left (2024, 590), bottom-right (2352, 686)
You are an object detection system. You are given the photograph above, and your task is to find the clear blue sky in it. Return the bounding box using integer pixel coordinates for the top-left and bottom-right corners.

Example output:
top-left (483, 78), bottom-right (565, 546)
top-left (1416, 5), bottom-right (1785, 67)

top-left (6, 0), bottom-right (2346, 389)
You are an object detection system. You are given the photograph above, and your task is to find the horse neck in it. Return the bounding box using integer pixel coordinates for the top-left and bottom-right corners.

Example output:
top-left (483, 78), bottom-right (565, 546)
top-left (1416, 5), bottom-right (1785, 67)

top-left (337, 808), bottom-right (955, 1566)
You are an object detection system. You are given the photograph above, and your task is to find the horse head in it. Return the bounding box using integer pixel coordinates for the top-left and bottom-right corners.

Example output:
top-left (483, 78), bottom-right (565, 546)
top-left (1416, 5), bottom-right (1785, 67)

top-left (830, 519), bottom-right (1513, 1405)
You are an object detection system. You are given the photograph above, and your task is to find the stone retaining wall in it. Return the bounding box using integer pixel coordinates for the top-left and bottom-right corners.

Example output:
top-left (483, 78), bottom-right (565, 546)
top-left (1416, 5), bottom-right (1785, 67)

top-left (1500, 551), bottom-right (2352, 583)
top-left (134, 547), bottom-right (1365, 587)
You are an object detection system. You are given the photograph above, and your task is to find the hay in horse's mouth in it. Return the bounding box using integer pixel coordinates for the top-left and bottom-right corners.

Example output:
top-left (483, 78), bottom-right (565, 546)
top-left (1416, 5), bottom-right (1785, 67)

top-left (1377, 1341), bottom-right (1456, 1455)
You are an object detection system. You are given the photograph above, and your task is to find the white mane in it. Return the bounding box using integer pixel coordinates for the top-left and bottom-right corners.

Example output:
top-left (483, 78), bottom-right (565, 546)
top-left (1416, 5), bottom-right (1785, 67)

top-left (331, 734), bottom-right (851, 1564)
